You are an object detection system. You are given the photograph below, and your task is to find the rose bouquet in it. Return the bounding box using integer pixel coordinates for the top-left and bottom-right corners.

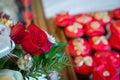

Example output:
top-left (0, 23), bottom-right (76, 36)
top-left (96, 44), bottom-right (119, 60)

top-left (0, 13), bottom-right (71, 80)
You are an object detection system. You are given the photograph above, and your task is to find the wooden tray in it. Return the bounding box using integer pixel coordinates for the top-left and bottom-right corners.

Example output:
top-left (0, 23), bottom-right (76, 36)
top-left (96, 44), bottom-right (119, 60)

top-left (31, 0), bottom-right (78, 80)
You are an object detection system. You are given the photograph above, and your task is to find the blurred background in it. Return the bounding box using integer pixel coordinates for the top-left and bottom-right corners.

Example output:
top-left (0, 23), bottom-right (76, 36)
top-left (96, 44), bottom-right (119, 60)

top-left (42, 0), bottom-right (120, 18)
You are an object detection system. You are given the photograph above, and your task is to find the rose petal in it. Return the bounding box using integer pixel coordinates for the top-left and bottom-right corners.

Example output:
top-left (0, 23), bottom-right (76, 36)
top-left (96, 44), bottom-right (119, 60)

top-left (22, 24), bottom-right (52, 55)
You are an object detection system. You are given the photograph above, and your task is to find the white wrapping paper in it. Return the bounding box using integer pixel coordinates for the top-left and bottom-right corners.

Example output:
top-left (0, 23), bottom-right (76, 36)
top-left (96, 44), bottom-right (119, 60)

top-left (0, 23), bottom-right (15, 58)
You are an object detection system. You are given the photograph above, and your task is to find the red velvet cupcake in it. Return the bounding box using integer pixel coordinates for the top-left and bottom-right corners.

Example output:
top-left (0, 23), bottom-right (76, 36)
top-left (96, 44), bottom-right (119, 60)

top-left (55, 12), bottom-right (74, 27)
top-left (93, 50), bottom-right (120, 69)
top-left (89, 36), bottom-right (110, 51)
top-left (85, 21), bottom-right (105, 36)
top-left (110, 20), bottom-right (120, 36)
top-left (93, 50), bottom-right (112, 66)
top-left (92, 12), bottom-right (111, 25)
top-left (112, 8), bottom-right (120, 19)
top-left (92, 64), bottom-right (119, 80)
top-left (74, 14), bottom-right (93, 25)
top-left (64, 22), bottom-right (84, 38)
top-left (109, 34), bottom-right (120, 49)
top-left (106, 51), bottom-right (120, 69)
top-left (68, 38), bottom-right (91, 56)
top-left (73, 56), bottom-right (95, 75)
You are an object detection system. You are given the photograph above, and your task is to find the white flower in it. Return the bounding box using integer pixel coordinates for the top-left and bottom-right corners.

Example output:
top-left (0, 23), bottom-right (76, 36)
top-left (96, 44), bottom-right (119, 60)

top-left (0, 69), bottom-right (23, 80)
top-left (48, 71), bottom-right (60, 80)
top-left (45, 31), bottom-right (56, 43)
top-left (37, 74), bottom-right (47, 80)
top-left (25, 74), bottom-right (47, 80)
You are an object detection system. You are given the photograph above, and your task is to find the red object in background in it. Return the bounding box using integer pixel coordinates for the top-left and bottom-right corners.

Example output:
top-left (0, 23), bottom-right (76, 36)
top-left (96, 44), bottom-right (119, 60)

top-left (89, 36), bottom-right (110, 51)
top-left (92, 64), bottom-right (119, 80)
top-left (109, 34), bottom-right (120, 50)
top-left (73, 56), bottom-right (95, 75)
top-left (22, 0), bottom-right (31, 7)
top-left (64, 22), bottom-right (84, 38)
top-left (92, 12), bottom-right (111, 25)
top-left (74, 14), bottom-right (93, 26)
top-left (55, 12), bottom-right (74, 27)
top-left (112, 8), bottom-right (120, 19)
top-left (110, 20), bottom-right (120, 36)
top-left (68, 38), bottom-right (91, 57)
top-left (93, 50), bottom-right (120, 69)
top-left (85, 21), bottom-right (105, 36)
top-left (22, 11), bottom-right (33, 23)
top-left (10, 22), bottom-right (26, 44)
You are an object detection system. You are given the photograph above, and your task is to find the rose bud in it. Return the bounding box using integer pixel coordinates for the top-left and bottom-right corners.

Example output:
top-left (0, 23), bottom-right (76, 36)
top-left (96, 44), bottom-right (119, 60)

top-left (0, 69), bottom-right (23, 80)
top-left (64, 22), bottom-right (84, 38)
top-left (92, 64), bottom-right (119, 80)
top-left (112, 8), bottom-right (120, 19)
top-left (74, 14), bottom-right (93, 25)
top-left (93, 50), bottom-right (120, 69)
top-left (22, 24), bottom-right (52, 55)
top-left (85, 21), bottom-right (105, 36)
top-left (109, 34), bottom-right (120, 49)
top-left (110, 20), bottom-right (120, 37)
top-left (89, 36), bottom-right (110, 51)
top-left (73, 56), bottom-right (95, 75)
top-left (92, 12), bottom-right (111, 25)
top-left (67, 38), bottom-right (91, 57)
top-left (55, 12), bottom-right (74, 27)
top-left (10, 22), bottom-right (26, 44)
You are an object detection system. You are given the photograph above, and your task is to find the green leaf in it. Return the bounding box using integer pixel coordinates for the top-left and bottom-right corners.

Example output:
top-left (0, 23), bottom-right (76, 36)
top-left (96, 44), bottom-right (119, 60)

top-left (6, 41), bottom-right (71, 79)
top-left (42, 53), bottom-right (72, 74)
top-left (33, 55), bottom-right (40, 61)
top-left (0, 57), bottom-right (8, 69)
top-left (54, 42), bottom-right (66, 48)
top-left (45, 42), bottom-right (66, 59)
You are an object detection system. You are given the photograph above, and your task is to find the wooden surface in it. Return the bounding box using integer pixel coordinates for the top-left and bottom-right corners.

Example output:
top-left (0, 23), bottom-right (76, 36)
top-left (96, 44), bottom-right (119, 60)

top-left (31, 0), bottom-right (48, 31)
top-left (31, 0), bottom-right (78, 80)
top-left (47, 18), bottom-right (78, 80)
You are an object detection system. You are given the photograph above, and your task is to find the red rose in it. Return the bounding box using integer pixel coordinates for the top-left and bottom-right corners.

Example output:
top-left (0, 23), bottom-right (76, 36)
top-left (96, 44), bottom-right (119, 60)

top-left (10, 22), bottom-right (26, 44)
top-left (22, 24), bottom-right (52, 55)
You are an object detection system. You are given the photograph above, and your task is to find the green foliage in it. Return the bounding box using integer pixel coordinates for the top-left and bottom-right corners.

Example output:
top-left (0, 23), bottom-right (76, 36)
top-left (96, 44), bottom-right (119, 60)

top-left (0, 57), bottom-right (8, 69)
top-left (27, 42), bottom-right (72, 79)
top-left (0, 42), bottom-right (72, 79)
